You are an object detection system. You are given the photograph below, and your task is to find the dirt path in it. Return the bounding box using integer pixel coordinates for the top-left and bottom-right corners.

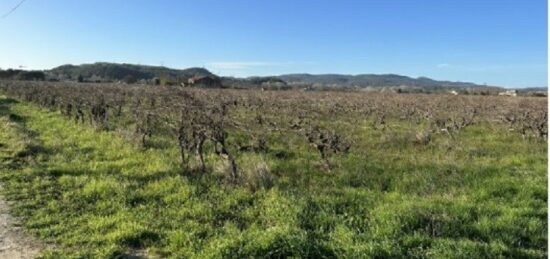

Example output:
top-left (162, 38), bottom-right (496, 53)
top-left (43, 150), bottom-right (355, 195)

top-left (0, 188), bottom-right (42, 259)
top-left (0, 96), bottom-right (43, 258)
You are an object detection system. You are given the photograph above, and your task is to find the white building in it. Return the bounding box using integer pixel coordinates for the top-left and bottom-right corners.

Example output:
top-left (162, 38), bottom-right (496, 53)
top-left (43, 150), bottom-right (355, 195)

top-left (498, 90), bottom-right (518, 97)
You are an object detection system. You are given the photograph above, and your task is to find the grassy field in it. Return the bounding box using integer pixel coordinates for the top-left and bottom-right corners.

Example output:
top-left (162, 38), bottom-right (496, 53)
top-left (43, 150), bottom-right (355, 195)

top-left (0, 87), bottom-right (547, 258)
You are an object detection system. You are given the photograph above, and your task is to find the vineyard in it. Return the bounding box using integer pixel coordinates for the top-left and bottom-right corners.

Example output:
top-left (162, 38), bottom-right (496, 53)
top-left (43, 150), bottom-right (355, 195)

top-left (0, 81), bottom-right (547, 258)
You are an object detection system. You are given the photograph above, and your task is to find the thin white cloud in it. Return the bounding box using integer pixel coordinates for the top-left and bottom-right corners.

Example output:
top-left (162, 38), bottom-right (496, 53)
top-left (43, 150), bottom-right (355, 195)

top-left (207, 61), bottom-right (282, 70)
top-left (436, 63), bottom-right (450, 68)
top-left (207, 61), bottom-right (317, 70)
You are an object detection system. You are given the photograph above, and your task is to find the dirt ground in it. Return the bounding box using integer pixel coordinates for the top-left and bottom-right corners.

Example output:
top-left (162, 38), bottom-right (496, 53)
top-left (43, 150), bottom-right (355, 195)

top-left (0, 189), bottom-right (42, 259)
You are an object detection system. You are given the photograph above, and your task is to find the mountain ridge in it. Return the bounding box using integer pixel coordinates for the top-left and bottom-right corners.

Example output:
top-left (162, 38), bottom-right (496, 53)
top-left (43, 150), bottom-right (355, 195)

top-left (274, 73), bottom-right (486, 89)
top-left (48, 62), bottom-right (214, 81)
top-left (2, 62), bottom-right (530, 91)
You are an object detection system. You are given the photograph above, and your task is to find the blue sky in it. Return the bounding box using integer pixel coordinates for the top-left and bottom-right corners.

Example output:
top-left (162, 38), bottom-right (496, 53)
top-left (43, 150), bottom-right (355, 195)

top-left (0, 0), bottom-right (547, 87)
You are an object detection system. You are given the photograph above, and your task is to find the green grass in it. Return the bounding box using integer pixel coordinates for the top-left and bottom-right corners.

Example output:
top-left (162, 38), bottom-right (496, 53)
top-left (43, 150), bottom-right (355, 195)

top-left (0, 95), bottom-right (546, 258)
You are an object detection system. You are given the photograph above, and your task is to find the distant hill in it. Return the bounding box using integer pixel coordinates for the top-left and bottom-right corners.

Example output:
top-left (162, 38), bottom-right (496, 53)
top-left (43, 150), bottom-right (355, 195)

top-left (275, 73), bottom-right (494, 91)
top-left (515, 87), bottom-right (547, 92)
top-left (5, 62), bottom-right (525, 93)
top-left (48, 62), bottom-right (214, 81)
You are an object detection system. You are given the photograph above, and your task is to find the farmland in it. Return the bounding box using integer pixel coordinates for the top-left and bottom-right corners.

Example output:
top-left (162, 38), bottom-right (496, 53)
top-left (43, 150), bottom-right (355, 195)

top-left (0, 81), bottom-right (547, 258)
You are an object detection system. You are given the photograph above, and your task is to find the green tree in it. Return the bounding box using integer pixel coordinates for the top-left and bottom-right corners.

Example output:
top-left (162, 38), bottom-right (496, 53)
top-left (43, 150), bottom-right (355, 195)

top-left (123, 75), bottom-right (137, 84)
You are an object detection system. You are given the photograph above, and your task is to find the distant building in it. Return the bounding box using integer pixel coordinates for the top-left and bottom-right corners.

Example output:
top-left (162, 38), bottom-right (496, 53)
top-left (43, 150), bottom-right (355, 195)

top-left (498, 90), bottom-right (518, 97)
top-left (138, 79), bottom-right (148, 85)
top-left (449, 90), bottom-right (459, 95)
top-left (187, 75), bottom-right (221, 87)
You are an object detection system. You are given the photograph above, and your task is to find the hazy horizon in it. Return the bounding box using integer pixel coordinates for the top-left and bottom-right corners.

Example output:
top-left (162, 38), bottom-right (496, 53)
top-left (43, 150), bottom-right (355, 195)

top-left (0, 0), bottom-right (547, 88)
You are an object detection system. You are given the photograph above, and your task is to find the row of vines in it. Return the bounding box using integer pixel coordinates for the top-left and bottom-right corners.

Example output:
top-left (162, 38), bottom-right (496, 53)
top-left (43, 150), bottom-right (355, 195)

top-left (0, 81), bottom-right (546, 180)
